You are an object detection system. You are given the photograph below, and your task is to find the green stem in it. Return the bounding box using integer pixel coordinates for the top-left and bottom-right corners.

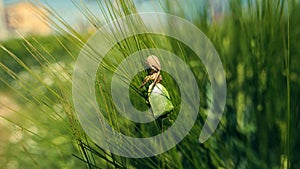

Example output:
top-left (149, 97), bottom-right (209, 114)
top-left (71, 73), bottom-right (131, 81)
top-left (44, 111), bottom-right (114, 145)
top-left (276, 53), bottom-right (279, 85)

top-left (285, 0), bottom-right (291, 168)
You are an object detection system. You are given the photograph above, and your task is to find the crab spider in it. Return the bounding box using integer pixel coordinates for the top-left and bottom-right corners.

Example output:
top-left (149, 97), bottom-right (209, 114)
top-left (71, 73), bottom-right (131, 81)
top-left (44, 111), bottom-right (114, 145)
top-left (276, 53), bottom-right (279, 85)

top-left (139, 55), bottom-right (162, 91)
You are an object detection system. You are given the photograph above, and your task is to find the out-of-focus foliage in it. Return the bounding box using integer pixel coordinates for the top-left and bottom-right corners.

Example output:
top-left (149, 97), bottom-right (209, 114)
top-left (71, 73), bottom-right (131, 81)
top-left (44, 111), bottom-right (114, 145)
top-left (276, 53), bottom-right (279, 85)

top-left (0, 0), bottom-right (299, 169)
top-left (0, 35), bottom-right (77, 88)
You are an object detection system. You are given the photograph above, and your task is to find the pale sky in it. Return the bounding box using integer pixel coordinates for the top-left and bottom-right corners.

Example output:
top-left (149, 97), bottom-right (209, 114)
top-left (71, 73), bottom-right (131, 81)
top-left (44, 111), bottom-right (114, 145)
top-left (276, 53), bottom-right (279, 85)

top-left (3, 0), bottom-right (164, 26)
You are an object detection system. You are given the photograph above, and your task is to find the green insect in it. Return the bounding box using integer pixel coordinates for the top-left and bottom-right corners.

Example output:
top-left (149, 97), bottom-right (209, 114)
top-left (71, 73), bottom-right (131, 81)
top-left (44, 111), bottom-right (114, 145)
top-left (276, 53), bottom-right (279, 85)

top-left (139, 55), bottom-right (174, 120)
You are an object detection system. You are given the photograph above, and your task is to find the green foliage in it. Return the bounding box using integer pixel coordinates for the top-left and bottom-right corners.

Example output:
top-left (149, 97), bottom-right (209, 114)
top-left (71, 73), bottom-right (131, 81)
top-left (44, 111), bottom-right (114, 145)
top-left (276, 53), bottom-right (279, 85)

top-left (0, 0), bottom-right (299, 169)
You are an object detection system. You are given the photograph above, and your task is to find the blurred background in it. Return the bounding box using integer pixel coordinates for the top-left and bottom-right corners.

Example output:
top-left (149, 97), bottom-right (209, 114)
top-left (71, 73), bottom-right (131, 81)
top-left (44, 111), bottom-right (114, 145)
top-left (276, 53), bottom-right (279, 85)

top-left (0, 0), bottom-right (299, 168)
top-left (0, 0), bottom-right (165, 39)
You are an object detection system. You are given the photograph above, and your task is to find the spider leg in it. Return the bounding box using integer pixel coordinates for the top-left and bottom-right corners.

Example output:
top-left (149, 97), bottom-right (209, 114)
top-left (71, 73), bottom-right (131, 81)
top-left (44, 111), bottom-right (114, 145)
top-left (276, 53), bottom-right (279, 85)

top-left (148, 71), bottom-right (161, 92)
top-left (138, 75), bottom-right (151, 89)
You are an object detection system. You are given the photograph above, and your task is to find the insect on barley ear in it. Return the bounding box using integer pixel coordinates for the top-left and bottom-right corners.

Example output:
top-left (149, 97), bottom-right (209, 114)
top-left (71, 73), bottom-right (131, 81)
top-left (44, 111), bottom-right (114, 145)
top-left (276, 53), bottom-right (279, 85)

top-left (139, 55), bottom-right (174, 123)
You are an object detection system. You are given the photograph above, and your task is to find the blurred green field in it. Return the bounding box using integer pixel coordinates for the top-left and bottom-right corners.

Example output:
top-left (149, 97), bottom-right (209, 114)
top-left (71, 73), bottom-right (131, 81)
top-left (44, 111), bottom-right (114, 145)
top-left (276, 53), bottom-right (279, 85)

top-left (0, 0), bottom-right (299, 168)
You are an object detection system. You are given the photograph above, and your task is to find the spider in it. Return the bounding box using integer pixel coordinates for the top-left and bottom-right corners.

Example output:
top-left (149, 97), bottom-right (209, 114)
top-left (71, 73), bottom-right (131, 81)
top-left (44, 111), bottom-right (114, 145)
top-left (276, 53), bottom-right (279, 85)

top-left (139, 55), bottom-right (162, 94)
